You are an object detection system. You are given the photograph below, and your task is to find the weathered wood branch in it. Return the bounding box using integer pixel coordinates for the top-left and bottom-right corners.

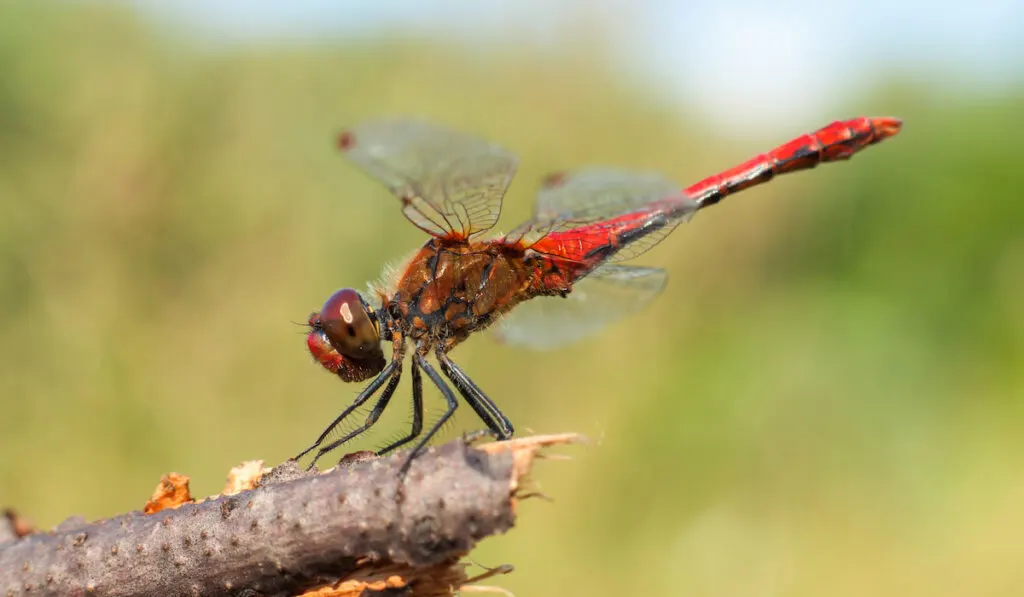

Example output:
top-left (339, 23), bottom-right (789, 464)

top-left (0, 434), bottom-right (578, 597)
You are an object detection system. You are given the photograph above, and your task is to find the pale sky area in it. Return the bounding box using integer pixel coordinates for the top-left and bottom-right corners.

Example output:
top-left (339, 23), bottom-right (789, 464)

top-left (128, 0), bottom-right (1022, 135)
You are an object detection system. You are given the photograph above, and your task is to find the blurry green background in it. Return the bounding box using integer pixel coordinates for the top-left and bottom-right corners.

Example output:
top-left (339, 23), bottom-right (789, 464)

top-left (2, 2), bottom-right (1023, 596)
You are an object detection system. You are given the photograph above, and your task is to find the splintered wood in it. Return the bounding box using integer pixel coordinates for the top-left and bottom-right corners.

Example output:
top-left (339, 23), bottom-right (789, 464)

top-left (142, 472), bottom-right (193, 514)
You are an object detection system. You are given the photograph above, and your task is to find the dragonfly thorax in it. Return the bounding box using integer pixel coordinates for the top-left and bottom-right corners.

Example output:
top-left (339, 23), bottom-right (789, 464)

top-left (388, 239), bottom-right (539, 347)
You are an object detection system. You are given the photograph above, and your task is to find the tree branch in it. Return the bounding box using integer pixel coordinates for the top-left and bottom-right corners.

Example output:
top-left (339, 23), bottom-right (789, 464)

top-left (0, 434), bottom-right (578, 597)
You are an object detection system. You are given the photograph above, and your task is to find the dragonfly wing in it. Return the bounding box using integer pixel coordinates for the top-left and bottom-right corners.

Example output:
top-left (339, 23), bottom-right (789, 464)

top-left (535, 168), bottom-right (681, 220)
top-left (493, 263), bottom-right (668, 350)
top-left (340, 119), bottom-right (519, 240)
top-left (506, 168), bottom-right (696, 263)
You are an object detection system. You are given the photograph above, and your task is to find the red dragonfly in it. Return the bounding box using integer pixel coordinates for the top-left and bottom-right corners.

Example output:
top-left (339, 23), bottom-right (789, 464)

top-left (296, 116), bottom-right (902, 470)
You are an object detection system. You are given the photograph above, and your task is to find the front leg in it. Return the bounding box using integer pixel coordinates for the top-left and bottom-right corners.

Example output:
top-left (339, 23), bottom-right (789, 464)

top-left (294, 358), bottom-right (401, 466)
top-left (308, 362), bottom-right (402, 469)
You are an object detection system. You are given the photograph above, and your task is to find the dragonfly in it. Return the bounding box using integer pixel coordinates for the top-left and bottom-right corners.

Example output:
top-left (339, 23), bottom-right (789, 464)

top-left (295, 116), bottom-right (902, 470)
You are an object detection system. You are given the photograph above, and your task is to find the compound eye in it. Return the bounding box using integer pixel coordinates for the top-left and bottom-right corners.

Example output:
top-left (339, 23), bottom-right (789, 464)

top-left (319, 288), bottom-right (380, 359)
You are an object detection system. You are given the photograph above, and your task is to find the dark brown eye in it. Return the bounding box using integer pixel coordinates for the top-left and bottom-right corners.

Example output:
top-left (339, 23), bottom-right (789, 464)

top-left (318, 288), bottom-right (381, 359)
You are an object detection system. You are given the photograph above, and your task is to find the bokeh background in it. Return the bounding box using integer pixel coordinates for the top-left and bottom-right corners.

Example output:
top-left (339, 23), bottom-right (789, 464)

top-left (2, 1), bottom-right (1022, 595)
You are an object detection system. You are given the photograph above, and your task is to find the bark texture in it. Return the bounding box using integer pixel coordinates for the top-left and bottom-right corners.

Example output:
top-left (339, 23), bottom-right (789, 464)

top-left (0, 434), bottom-right (577, 597)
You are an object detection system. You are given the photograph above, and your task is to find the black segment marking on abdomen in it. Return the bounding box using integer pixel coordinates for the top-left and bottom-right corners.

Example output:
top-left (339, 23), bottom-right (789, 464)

top-left (779, 145), bottom-right (819, 170)
top-left (701, 167), bottom-right (772, 208)
top-left (584, 213), bottom-right (668, 261)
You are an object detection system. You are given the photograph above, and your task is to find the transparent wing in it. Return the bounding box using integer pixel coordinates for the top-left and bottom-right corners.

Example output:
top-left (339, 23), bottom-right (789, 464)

top-left (340, 119), bottom-right (519, 239)
top-left (505, 168), bottom-right (695, 263)
top-left (536, 168), bottom-right (681, 220)
top-left (493, 264), bottom-right (668, 350)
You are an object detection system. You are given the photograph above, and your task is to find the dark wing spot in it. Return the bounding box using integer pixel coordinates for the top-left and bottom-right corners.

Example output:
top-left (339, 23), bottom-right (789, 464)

top-left (542, 171), bottom-right (569, 188)
top-left (337, 130), bottom-right (355, 151)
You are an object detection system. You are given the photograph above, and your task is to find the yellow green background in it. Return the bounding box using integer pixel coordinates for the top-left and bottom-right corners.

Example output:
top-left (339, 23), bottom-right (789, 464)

top-left (1, 4), bottom-right (1022, 596)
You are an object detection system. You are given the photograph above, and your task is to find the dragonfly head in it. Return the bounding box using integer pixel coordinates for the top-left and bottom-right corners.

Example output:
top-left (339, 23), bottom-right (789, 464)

top-left (307, 288), bottom-right (385, 382)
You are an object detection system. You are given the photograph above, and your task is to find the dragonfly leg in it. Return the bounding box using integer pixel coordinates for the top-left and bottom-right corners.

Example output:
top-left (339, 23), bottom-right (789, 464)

top-left (376, 356), bottom-right (425, 456)
top-left (401, 352), bottom-right (459, 473)
top-left (438, 350), bottom-right (514, 439)
top-left (307, 362), bottom-right (403, 470)
top-left (461, 429), bottom-right (498, 446)
top-left (294, 358), bottom-right (400, 469)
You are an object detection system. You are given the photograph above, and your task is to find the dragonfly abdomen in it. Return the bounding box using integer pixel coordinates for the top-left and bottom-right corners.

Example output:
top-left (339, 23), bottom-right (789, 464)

top-left (686, 116), bottom-right (902, 209)
top-left (583, 211), bottom-right (671, 262)
top-left (526, 194), bottom-right (697, 276)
